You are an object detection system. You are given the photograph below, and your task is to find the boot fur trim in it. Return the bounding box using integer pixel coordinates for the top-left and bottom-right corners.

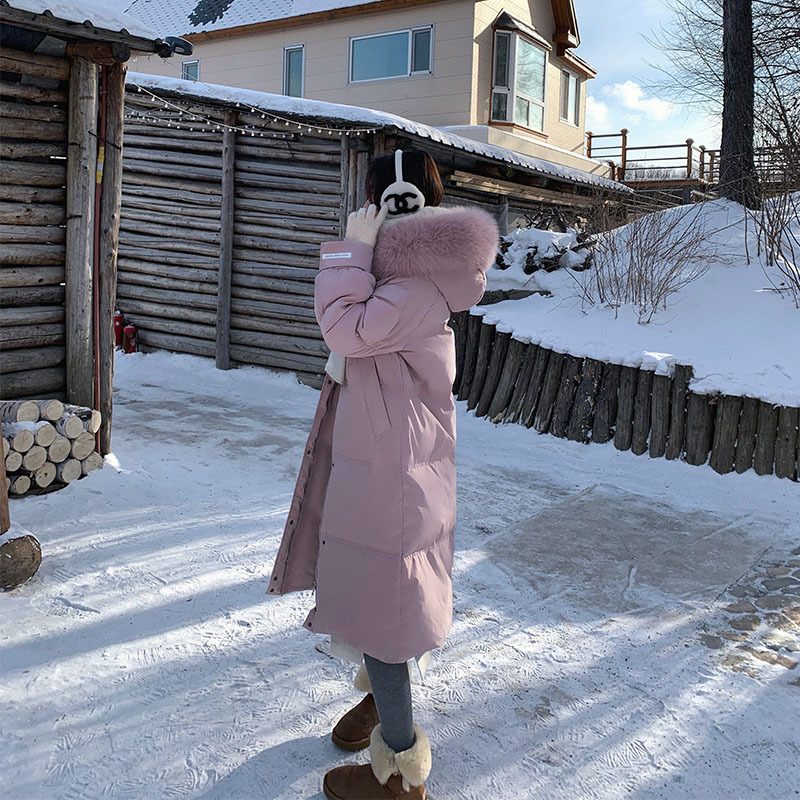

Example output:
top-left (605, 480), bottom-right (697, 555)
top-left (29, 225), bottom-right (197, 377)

top-left (353, 663), bottom-right (372, 694)
top-left (369, 723), bottom-right (431, 792)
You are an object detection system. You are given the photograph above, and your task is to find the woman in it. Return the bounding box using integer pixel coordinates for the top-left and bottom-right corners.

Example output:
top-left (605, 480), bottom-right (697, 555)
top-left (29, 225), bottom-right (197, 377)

top-left (268, 148), bottom-right (498, 799)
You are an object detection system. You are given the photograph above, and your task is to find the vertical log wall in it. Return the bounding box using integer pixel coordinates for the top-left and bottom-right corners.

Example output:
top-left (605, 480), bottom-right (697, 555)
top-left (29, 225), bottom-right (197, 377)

top-left (450, 310), bottom-right (800, 482)
top-left (0, 48), bottom-right (70, 400)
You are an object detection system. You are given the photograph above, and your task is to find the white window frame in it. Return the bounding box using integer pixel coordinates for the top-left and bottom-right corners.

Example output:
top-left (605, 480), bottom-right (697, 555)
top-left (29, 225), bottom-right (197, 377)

top-left (283, 44), bottom-right (305, 97)
top-left (559, 69), bottom-right (581, 126)
top-left (181, 59), bottom-right (199, 81)
top-left (349, 25), bottom-right (434, 83)
top-left (490, 30), bottom-right (548, 133)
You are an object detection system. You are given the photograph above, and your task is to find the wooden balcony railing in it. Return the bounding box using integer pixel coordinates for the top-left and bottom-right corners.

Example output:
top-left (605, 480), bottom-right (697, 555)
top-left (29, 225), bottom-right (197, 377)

top-left (586, 129), bottom-right (795, 188)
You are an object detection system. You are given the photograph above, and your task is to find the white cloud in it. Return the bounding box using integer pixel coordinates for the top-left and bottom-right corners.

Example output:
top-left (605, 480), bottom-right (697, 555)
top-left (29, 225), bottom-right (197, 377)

top-left (585, 96), bottom-right (611, 132)
top-left (604, 80), bottom-right (675, 121)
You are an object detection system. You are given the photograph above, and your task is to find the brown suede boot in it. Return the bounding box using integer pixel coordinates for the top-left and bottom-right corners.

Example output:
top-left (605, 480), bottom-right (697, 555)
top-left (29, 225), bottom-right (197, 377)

top-left (323, 723), bottom-right (431, 800)
top-left (331, 693), bottom-right (380, 751)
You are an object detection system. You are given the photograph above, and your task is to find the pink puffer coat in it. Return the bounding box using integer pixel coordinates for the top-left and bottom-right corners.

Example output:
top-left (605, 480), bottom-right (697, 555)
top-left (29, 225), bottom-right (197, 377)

top-left (267, 206), bottom-right (499, 663)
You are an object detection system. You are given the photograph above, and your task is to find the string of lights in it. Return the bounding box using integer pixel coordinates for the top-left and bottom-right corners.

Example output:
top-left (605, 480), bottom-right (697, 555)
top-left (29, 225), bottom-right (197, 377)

top-left (128, 83), bottom-right (383, 138)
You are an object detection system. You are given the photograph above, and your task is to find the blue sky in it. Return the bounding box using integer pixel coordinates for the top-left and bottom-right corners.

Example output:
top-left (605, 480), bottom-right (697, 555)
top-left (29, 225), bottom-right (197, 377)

top-left (573, 0), bottom-right (722, 150)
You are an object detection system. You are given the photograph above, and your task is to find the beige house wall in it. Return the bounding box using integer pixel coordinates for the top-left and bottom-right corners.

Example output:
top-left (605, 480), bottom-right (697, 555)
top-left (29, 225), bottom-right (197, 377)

top-left (129, 0), bottom-right (475, 128)
top-left (127, 0), bottom-right (597, 172)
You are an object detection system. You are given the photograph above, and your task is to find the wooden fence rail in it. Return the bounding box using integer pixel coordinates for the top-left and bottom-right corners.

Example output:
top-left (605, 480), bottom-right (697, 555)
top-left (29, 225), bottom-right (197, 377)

top-left (450, 310), bottom-right (799, 481)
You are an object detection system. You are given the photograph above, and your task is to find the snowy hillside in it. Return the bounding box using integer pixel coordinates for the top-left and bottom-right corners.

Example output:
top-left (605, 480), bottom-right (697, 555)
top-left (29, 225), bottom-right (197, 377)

top-left (485, 199), bottom-right (800, 405)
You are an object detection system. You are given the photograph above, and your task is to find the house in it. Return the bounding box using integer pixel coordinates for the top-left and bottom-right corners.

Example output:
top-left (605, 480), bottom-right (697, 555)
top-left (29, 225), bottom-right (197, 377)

top-left (122, 0), bottom-right (606, 178)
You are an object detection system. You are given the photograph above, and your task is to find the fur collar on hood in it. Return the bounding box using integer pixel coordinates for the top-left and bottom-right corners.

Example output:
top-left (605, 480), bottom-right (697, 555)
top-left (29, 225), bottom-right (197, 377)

top-left (372, 206), bottom-right (500, 312)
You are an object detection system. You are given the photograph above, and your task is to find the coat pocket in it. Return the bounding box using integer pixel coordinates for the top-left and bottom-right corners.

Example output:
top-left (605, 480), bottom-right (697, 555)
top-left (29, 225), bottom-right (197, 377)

top-left (363, 358), bottom-right (391, 440)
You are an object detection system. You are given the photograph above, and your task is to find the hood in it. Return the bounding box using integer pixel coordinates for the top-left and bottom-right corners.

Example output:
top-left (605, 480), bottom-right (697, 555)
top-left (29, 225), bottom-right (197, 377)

top-left (372, 206), bottom-right (500, 312)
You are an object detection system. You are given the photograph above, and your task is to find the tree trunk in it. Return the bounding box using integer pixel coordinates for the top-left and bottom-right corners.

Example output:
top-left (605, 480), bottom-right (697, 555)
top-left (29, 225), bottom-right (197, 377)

top-left (719, 0), bottom-right (760, 208)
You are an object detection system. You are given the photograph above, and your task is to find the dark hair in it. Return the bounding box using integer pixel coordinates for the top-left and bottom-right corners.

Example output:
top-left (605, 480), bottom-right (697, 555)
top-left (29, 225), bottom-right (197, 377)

top-left (365, 148), bottom-right (444, 207)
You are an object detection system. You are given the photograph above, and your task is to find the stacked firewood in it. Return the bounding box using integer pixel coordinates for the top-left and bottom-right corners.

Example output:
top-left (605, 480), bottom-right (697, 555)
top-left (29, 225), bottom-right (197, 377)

top-left (2, 400), bottom-right (103, 496)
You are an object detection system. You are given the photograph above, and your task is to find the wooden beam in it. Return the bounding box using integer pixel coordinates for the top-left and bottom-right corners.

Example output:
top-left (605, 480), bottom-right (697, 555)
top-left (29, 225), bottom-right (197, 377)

top-left (65, 57), bottom-right (98, 408)
top-left (98, 63), bottom-right (125, 455)
top-left (65, 42), bottom-right (132, 64)
top-left (216, 111), bottom-right (236, 370)
top-left (0, 46), bottom-right (69, 80)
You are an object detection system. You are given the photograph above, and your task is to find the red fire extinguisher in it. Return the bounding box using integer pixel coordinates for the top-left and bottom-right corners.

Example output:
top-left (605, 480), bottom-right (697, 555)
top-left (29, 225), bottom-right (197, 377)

top-left (123, 324), bottom-right (138, 354)
top-left (114, 309), bottom-right (125, 349)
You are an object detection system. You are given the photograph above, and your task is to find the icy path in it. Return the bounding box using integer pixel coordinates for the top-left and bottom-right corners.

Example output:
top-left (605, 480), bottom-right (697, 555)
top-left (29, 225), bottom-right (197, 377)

top-left (1, 352), bottom-right (798, 800)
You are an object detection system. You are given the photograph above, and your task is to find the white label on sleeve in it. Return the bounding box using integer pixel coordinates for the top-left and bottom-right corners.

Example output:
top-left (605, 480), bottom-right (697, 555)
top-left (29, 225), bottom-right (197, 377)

top-left (322, 251), bottom-right (352, 260)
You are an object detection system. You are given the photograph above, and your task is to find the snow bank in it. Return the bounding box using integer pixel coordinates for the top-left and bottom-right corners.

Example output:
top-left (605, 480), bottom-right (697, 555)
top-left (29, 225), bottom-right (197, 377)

top-left (489, 227), bottom-right (589, 293)
top-left (482, 200), bottom-right (800, 406)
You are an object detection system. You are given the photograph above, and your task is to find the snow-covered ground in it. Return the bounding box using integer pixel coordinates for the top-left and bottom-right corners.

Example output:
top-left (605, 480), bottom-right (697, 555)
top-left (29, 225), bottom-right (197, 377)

top-left (485, 199), bottom-right (800, 406)
top-left (1, 352), bottom-right (798, 800)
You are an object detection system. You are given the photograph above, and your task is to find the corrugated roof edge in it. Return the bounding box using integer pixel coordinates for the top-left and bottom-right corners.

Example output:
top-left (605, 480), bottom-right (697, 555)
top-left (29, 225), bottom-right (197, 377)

top-left (1, 0), bottom-right (165, 50)
top-left (126, 72), bottom-right (631, 194)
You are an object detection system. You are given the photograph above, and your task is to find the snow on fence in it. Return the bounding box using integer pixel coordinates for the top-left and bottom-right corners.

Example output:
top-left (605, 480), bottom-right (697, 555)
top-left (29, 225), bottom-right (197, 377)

top-left (450, 310), bottom-right (800, 481)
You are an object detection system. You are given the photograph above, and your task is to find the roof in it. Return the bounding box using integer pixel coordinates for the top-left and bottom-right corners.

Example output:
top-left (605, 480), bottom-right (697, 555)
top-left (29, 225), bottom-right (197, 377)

top-left (126, 72), bottom-right (630, 194)
top-left (121, 0), bottom-right (384, 37)
top-left (1, 0), bottom-right (167, 50)
top-left (119, 0), bottom-right (581, 45)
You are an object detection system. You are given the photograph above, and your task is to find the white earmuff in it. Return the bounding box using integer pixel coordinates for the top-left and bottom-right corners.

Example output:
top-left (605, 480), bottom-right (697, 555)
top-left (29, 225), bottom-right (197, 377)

top-left (379, 149), bottom-right (426, 216)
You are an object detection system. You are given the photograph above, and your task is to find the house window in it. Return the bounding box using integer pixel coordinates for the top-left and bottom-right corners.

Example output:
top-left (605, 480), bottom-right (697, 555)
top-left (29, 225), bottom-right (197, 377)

top-left (181, 60), bottom-right (199, 81)
top-left (350, 26), bottom-right (433, 82)
top-left (490, 30), bottom-right (547, 132)
top-left (560, 70), bottom-right (580, 125)
top-left (284, 45), bottom-right (304, 97)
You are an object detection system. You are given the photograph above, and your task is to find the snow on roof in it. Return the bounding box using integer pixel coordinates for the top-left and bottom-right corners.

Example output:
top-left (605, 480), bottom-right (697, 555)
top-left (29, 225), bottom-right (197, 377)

top-left (126, 72), bottom-right (629, 193)
top-left (122, 0), bottom-right (377, 37)
top-left (2, 0), bottom-right (163, 41)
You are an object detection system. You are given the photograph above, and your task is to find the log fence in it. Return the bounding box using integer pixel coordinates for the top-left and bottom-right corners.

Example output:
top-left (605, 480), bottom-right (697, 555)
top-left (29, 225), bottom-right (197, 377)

top-left (449, 310), bottom-right (800, 481)
top-left (117, 92), bottom-right (350, 387)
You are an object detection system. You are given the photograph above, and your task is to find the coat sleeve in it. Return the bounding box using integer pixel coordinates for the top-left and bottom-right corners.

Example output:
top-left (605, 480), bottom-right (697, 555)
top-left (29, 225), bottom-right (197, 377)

top-left (315, 239), bottom-right (436, 358)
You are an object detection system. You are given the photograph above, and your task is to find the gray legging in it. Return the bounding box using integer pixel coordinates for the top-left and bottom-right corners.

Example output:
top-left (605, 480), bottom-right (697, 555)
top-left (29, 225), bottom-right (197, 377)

top-left (363, 653), bottom-right (415, 752)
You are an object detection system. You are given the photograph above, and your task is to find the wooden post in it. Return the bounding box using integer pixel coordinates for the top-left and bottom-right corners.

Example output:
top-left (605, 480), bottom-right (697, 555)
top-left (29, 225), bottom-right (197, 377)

top-left (339, 135), bottom-right (351, 238)
top-left (685, 138), bottom-right (694, 178)
top-left (665, 365), bottom-right (693, 460)
top-left (699, 145), bottom-right (707, 181)
top-left (685, 393), bottom-right (716, 466)
top-left (613, 365), bottom-right (638, 451)
top-left (494, 198), bottom-right (509, 236)
top-left (734, 396), bottom-right (759, 473)
top-left (619, 128), bottom-right (628, 181)
top-left (0, 421), bottom-right (9, 534)
top-left (710, 394), bottom-right (743, 474)
top-left (65, 57), bottom-right (98, 408)
top-left (504, 342), bottom-right (538, 424)
top-left (533, 351), bottom-right (565, 433)
top-left (549, 355), bottom-right (582, 438)
top-left (648, 374), bottom-right (672, 458)
top-left (631, 369), bottom-right (653, 455)
top-left (585, 131), bottom-right (593, 159)
top-left (475, 329), bottom-right (511, 418)
top-left (97, 62), bottom-right (125, 455)
top-left (216, 111), bottom-right (236, 370)
top-left (774, 406), bottom-right (799, 480)
top-left (592, 362), bottom-right (621, 444)
top-left (466, 321), bottom-right (496, 411)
